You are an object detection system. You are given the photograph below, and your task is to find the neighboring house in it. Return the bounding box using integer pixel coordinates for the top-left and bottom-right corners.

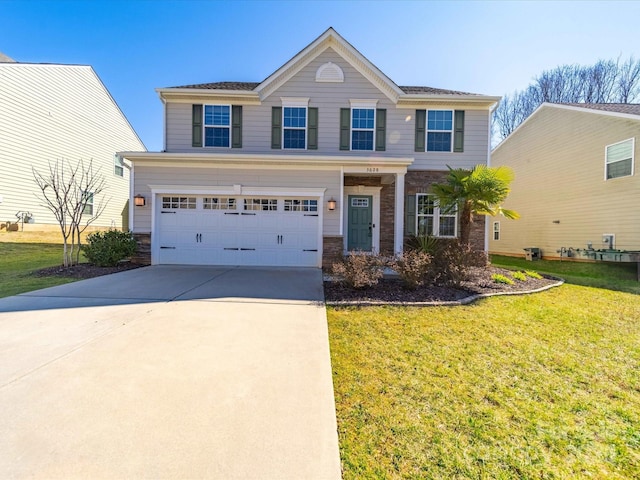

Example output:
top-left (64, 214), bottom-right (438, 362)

top-left (490, 102), bottom-right (640, 259)
top-left (0, 54), bottom-right (145, 231)
top-left (120, 28), bottom-right (498, 267)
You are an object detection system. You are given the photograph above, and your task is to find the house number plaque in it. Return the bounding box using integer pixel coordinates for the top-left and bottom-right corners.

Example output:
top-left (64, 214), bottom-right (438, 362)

top-left (366, 167), bottom-right (379, 173)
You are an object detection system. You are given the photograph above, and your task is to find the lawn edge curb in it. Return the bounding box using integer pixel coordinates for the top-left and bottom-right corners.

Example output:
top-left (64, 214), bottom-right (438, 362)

top-left (325, 277), bottom-right (565, 307)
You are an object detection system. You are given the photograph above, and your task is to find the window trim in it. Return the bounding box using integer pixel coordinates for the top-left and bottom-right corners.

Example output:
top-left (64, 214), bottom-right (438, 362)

top-left (493, 221), bottom-right (500, 241)
top-left (349, 100), bottom-right (377, 151)
top-left (426, 109), bottom-right (454, 152)
top-left (415, 193), bottom-right (458, 238)
top-left (203, 104), bottom-right (232, 148)
top-left (605, 137), bottom-right (634, 180)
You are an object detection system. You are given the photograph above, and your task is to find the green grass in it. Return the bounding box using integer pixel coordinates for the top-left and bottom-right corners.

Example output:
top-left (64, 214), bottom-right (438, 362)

top-left (491, 254), bottom-right (640, 294)
top-left (328, 286), bottom-right (640, 479)
top-left (0, 243), bottom-right (80, 298)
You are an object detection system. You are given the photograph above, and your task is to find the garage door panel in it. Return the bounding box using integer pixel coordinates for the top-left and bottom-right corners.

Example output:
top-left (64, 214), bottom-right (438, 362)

top-left (157, 194), bottom-right (320, 267)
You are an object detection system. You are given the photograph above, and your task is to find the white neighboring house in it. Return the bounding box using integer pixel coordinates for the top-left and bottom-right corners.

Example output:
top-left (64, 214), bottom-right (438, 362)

top-left (0, 53), bottom-right (145, 231)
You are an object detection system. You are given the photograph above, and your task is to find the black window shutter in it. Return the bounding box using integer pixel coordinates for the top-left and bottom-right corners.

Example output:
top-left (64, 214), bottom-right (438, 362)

top-left (404, 194), bottom-right (416, 236)
top-left (232, 105), bottom-right (242, 148)
top-left (339, 108), bottom-right (350, 150)
top-left (192, 104), bottom-right (203, 147)
top-left (454, 110), bottom-right (465, 152)
top-left (415, 110), bottom-right (426, 152)
top-left (308, 107), bottom-right (318, 150)
top-left (375, 109), bottom-right (386, 151)
top-left (271, 106), bottom-right (282, 149)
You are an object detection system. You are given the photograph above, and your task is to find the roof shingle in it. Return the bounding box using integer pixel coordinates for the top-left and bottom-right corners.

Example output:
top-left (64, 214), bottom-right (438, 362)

top-left (561, 103), bottom-right (640, 116)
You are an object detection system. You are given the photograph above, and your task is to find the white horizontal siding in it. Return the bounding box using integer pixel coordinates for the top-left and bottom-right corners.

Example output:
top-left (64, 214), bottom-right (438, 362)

top-left (489, 107), bottom-right (640, 257)
top-left (133, 165), bottom-right (341, 235)
top-left (164, 48), bottom-right (490, 171)
top-left (0, 64), bottom-right (145, 229)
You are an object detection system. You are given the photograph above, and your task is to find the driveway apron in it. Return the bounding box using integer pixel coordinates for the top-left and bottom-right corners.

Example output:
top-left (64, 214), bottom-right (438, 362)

top-left (0, 266), bottom-right (341, 479)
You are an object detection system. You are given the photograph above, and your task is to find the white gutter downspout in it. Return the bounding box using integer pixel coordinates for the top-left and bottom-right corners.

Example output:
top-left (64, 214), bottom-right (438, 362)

top-left (485, 101), bottom-right (500, 253)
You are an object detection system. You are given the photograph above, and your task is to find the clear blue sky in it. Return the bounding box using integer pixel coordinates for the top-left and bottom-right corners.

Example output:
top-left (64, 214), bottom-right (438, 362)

top-left (2, 0), bottom-right (639, 151)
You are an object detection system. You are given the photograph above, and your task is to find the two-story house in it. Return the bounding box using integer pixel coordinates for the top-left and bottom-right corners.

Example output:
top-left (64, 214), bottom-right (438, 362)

top-left (0, 54), bottom-right (145, 231)
top-left (121, 28), bottom-right (499, 268)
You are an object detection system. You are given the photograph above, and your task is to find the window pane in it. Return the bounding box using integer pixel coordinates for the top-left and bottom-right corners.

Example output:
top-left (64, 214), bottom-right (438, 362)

top-left (606, 140), bottom-right (633, 163)
top-left (205, 127), bottom-right (230, 147)
top-left (352, 108), bottom-right (374, 129)
top-left (204, 105), bottom-right (230, 126)
top-left (352, 130), bottom-right (373, 150)
top-left (607, 159), bottom-right (632, 179)
top-left (283, 129), bottom-right (306, 149)
top-left (427, 110), bottom-right (453, 130)
top-left (417, 195), bottom-right (435, 214)
top-left (439, 216), bottom-right (456, 236)
top-left (283, 107), bottom-right (306, 128)
top-left (417, 217), bottom-right (433, 236)
top-left (427, 132), bottom-right (452, 152)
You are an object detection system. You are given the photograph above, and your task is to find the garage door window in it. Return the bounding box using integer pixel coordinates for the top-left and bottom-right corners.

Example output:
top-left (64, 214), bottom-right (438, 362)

top-left (284, 199), bottom-right (318, 212)
top-left (244, 198), bottom-right (278, 211)
top-left (162, 196), bottom-right (196, 209)
top-left (203, 197), bottom-right (236, 210)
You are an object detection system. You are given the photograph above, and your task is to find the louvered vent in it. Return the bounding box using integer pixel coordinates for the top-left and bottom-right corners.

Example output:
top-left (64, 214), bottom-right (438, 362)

top-left (315, 62), bottom-right (344, 83)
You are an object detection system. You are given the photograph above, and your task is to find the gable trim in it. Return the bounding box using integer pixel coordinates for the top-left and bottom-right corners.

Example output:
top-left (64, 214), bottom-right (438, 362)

top-left (255, 27), bottom-right (404, 103)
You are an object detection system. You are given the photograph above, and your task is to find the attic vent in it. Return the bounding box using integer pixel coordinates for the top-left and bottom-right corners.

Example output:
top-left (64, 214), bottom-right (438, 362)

top-left (316, 62), bottom-right (344, 83)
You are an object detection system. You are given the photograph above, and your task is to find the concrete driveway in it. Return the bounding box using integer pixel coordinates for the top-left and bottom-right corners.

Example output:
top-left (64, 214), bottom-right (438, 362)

top-left (0, 266), bottom-right (341, 479)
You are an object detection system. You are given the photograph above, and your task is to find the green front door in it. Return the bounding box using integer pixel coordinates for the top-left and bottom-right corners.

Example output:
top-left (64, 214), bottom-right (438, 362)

top-left (347, 195), bottom-right (373, 251)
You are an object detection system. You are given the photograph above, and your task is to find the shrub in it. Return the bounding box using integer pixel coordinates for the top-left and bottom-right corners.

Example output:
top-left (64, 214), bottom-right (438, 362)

top-left (425, 239), bottom-right (488, 287)
top-left (492, 273), bottom-right (514, 285)
top-left (390, 250), bottom-right (432, 290)
top-left (512, 271), bottom-right (528, 281)
top-left (82, 230), bottom-right (137, 267)
top-left (331, 251), bottom-right (384, 289)
top-left (525, 270), bottom-right (543, 279)
top-left (406, 235), bottom-right (441, 256)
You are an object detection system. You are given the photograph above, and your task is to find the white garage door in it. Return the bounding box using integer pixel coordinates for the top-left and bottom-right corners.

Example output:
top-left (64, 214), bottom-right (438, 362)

top-left (156, 195), bottom-right (320, 267)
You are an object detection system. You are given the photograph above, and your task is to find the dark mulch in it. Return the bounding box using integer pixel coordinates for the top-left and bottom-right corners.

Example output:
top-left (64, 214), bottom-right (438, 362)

top-left (324, 266), bottom-right (561, 304)
top-left (32, 262), bottom-right (142, 280)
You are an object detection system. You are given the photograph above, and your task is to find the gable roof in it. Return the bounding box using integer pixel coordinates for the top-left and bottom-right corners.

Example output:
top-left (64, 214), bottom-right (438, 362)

top-left (0, 52), bottom-right (16, 63)
top-left (159, 28), bottom-right (499, 106)
top-left (493, 102), bottom-right (640, 153)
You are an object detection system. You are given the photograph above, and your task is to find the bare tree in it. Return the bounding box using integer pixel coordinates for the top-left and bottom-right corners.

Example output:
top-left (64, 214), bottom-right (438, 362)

top-left (33, 159), bottom-right (108, 267)
top-left (493, 56), bottom-right (639, 145)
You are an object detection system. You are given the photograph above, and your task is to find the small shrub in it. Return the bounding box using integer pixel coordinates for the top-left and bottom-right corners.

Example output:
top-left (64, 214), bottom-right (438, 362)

top-left (331, 251), bottom-right (384, 289)
top-left (525, 270), bottom-right (543, 279)
top-left (390, 250), bottom-right (432, 290)
top-left (427, 239), bottom-right (487, 287)
top-left (512, 271), bottom-right (528, 281)
top-left (492, 273), bottom-right (514, 285)
top-left (406, 235), bottom-right (441, 256)
top-left (82, 230), bottom-right (137, 267)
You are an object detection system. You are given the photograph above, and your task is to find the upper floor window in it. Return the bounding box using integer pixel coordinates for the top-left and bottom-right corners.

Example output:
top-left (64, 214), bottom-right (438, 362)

top-left (605, 138), bottom-right (634, 179)
top-left (283, 107), bottom-right (307, 149)
top-left (114, 155), bottom-right (124, 177)
top-left (427, 110), bottom-right (453, 152)
top-left (351, 108), bottom-right (375, 150)
top-left (204, 105), bottom-right (231, 147)
top-left (416, 194), bottom-right (457, 237)
top-left (82, 191), bottom-right (94, 216)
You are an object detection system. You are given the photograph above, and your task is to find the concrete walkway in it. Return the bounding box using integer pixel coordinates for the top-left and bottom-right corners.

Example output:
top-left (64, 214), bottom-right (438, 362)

top-left (0, 266), bottom-right (341, 479)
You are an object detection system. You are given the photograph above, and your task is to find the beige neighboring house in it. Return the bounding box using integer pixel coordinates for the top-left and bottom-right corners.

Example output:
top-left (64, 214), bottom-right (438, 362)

top-left (120, 28), bottom-right (500, 267)
top-left (490, 102), bottom-right (640, 259)
top-left (0, 53), bottom-right (145, 231)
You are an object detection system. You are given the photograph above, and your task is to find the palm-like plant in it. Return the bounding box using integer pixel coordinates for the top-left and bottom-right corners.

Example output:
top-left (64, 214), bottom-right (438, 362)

top-left (431, 165), bottom-right (520, 247)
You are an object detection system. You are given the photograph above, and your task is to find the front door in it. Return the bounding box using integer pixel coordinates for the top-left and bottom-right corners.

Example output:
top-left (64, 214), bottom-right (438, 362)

top-left (347, 195), bottom-right (373, 251)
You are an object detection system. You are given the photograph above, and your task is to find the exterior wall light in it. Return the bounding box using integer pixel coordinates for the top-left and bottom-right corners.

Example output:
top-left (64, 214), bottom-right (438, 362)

top-left (134, 194), bottom-right (146, 207)
top-left (327, 198), bottom-right (337, 211)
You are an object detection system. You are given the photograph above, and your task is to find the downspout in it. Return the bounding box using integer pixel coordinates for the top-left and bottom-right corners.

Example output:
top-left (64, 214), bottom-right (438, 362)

top-left (485, 100), bottom-right (500, 253)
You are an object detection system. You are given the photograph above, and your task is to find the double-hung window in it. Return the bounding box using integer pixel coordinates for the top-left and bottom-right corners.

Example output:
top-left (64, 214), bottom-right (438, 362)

top-left (82, 191), bottom-right (94, 216)
top-left (351, 108), bottom-right (375, 150)
top-left (427, 110), bottom-right (453, 152)
top-left (204, 105), bottom-right (231, 147)
top-left (416, 194), bottom-right (457, 237)
top-left (283, 107), bottom-right (307, 149)
top-left (605, 138), bottom-right (634, 179)
top-left (114, 155), bottom-right (124, 177)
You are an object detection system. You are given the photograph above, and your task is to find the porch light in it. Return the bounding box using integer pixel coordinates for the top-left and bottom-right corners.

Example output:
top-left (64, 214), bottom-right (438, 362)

top-left (134, 194), bottom-right (146, 207)
top-left (327, 198), bottom-right (337, 211)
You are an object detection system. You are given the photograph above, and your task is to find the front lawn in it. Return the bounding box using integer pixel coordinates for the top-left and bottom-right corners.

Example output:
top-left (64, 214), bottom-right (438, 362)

top-left (328, 286), bottom-right (640, 478)
top-left (0, 243), bottom-right (79, 297)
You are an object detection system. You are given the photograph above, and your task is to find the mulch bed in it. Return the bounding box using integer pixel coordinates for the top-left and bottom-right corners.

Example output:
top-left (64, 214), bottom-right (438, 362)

top-left (32, 262), bottom-right (143, 280)
top-left (324, 266), bottom-right (561, 305)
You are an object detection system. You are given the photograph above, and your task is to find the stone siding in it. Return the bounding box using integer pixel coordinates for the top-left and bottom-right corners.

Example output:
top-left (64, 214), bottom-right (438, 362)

top-left (132, 232), bottom-right (151, 265)
top-left (322, 235), bottom-right (344, 268)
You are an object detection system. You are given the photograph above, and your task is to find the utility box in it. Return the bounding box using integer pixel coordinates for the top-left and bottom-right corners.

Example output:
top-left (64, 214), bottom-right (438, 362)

top-left (524, 247), bottom-right (541, 261)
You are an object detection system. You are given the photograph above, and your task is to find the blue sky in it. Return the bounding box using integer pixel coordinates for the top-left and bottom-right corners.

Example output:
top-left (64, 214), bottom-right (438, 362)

top-left (2, 0), bottom-right (639, 151)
